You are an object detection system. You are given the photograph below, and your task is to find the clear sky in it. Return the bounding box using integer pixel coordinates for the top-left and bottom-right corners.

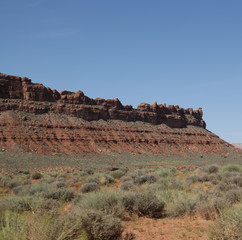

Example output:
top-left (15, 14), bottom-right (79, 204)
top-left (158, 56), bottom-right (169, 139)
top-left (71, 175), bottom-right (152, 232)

top-left (1, 0), bottom-right (242, 143)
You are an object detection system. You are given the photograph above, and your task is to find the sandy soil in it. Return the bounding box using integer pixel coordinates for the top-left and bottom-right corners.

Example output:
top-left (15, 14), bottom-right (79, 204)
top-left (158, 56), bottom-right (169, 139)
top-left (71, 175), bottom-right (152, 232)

top-left (122, 215), bottom-right (212, 240)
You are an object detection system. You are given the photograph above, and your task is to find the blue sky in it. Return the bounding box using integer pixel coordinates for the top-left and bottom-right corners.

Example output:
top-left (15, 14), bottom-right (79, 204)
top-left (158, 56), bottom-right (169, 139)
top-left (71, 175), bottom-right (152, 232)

top-left (1, 0), bottom-right (242, 143)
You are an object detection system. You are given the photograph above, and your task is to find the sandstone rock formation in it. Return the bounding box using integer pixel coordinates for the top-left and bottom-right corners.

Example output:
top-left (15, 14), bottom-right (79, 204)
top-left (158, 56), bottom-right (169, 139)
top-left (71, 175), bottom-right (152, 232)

top-left (0, 73), bottom-right (205, 128)
top-left (0, 73), bottom-right (238, 156)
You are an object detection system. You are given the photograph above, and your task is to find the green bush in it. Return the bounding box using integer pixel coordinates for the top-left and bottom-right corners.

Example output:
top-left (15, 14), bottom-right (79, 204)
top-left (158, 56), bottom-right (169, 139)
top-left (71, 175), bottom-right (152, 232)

top-left (120, 181), bottom-right (134, 191)
top-left (208, 204), bottom-right (242, 240)
top-left (32, 198), bottom-right (61, 215)
top-left (12, 185), bottom-right (30, 196)
top-left (133, 173), bottom-right (157, 185)
top-left (0, 211), bottom-right (84, 240)
top-left (186, 174), bottom-right (202, 184)
top-left (133, 191), bottom-right (165, 218)
top-left (157, 167), bottom-right (176, 178)
top-left (0, 176), bottom-right (13, 187)
top-left (84, 173), bottom-right (115, 185)
top-left (81, 210), bottom-right (123, 240)
top-left (224, 189), bottom-right (242, 204)
top-left (32, 172), bottom-right (42, 180)
top-left (0, 210), bottom-right (27, 240)
top-left (6, 179), bottom-right (21, 189)
top-left (203, 165), bottom-right (219, 174)
top-left (122, 193), bottom-right (137, 212)
top-left (43, 188), bottom-right (74, 202)
top-left (229, 175), bottom-right (242, 187)
top-left (80, 182), bottom-right (99, 193)
top-left (214, 182), bottom-right (230, 192)
top-left (168, 194), bottom-right (197, 217)
top-left (0, 196), bottom-right (33, 213)
top-left (29, 183), bottom-right (53, 195)
top-left (78, 190), bottom-right (125, 218)
top-left (196, 197), bottom-right (230, 220)
top-left (110, 169), bottom-right (128, 179)
top-left (221, 164), bottom-right (242, 173)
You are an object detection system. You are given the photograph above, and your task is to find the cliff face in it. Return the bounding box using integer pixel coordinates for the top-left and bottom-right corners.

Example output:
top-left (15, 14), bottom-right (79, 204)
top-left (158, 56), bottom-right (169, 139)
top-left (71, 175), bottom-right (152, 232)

top-left (0, 73), bottom-right (205, 128)
top-left (0, 73), bottom-right (237, 156)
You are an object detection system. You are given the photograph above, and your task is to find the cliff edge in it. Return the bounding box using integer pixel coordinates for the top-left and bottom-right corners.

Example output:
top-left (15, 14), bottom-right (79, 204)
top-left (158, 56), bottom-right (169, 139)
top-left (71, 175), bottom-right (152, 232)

top-left (0, 73), bottom-right (238, 156)
top-left (0, 73), bottom-right (205, 128)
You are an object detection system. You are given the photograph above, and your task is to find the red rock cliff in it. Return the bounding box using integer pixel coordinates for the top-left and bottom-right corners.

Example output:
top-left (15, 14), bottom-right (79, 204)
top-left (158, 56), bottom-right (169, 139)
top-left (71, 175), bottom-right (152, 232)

top-left (0, 73), bottom-right (205, 128)
top-left (0, 73), bottom-right (239, 156)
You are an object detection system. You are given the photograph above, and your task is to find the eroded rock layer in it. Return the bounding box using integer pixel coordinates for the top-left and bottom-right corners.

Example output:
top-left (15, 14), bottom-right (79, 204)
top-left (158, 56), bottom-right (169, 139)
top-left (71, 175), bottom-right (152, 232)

top-left (0, 73), bottom-right (238, 155)
top-left (0, 111), bottom-right (235, 155)
top-left (0, 73), bottom-right (205, 128)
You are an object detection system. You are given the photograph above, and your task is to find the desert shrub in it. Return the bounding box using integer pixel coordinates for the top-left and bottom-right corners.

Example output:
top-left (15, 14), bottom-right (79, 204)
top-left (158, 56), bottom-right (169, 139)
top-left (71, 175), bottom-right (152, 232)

top-left (32, 198), bottom-right (61, 214)
top-left (6, 179), bottom-right (21, 189)
top-left (157, 167), bottom-right (176, 177)
top-left (39, 176), bottom-right (55, 184)
top-left (0, 196), bottom-right (33, 213)
top-left (23, 179), bottom-right (31, 185)
top-left (201, 174), bottom-right (210, 182)
top-left (83, 168), bottom-right (94, 175)
top-left (224, 189), bottom-right (242, 204)
top-left (81, 210), bottom-right (123, 240)
top-left (121, 176), bottom-right (132, 182)
top-left (32, 172), bottom-right (42, 180)
top-left (186, 174), bottom-right (202, 183)
top-left (214, 182), bottom-right (230, 192)
top-left (208, 204), bottom-right (242, 240)
top-left (80, 182), bottom-right (99, 193)
top-left (53, 180), bottom-right (66, 188)
top-left (204, 165), bottom-right (220, 174)
top-left (30, 214), bottom-right (84, 240)
top-left (29, 183), bottom-right (53, 195)
top-left (78, 190), bottom-right (125, 218)
top-left (169, 179), bottom-right (185, 190)
top-left (201, 173), bottom-right (219, 184)
top-left (120, 181), bottom-right (134, 191)
top-left (156, 178), bottom-right (170, 190)
top-left (110, 169), bottom-right (128, 179)
top-left (168, 194), bottom-right (197, 217)
top-left (84, 173), bottom-right (115, 185)
top-left (229, 175), bottom-right (242, 187)
top-left (58, 173), bottom-right (67, 179)
top-left (196, 197), bottom-right (230, 220)
top-left (221, 164), bottom-right (242, 173)
top-left (133, 191), bottom-right (165, 218)
top-left (43, 188), bottom-right (74, 202)
top-left (130, 169), bottom-right (146, 179)
top-left (100, 174), bottom-right (115, 185)
top-left (49, 172), bottom-right (58, 178)
top-left (0, 211), bottom-right (84, 240)
top-left (133, 173), bottom-right (157, 185)
top-left (0, 176), bottom-right (13, 187)
top-left (12, 185), bottom-right (30, 196)
top-left (66, 180), bottom-right (75, 187)
top-left (0, 210), bottom-right (27, 240)
top-left (79, 171), bottom-right (88, 177)
top-left (122, 193), bottom-right (137, 212)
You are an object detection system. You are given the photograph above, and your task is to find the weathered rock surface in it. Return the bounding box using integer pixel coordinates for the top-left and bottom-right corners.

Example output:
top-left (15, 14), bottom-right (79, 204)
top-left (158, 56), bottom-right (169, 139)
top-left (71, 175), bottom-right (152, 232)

top-left (0, 73), bottom-right (238, 155)
top-left (0, 73), bottom-right (205, 128)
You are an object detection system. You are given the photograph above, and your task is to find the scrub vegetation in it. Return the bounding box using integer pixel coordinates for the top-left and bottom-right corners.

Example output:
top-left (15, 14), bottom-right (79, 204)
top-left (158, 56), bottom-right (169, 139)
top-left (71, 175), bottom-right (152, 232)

top-left (0, 164), bottom-right (241, 240)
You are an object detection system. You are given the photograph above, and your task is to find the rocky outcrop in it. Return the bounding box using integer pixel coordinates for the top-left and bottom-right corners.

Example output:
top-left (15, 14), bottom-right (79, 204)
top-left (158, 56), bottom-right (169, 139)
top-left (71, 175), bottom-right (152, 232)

top-left (0, 73), bottom-right (205, 128)
top-left (0, 73), bottom-right (239, 156)
top-left (0, 111), bottom-right (236, 155)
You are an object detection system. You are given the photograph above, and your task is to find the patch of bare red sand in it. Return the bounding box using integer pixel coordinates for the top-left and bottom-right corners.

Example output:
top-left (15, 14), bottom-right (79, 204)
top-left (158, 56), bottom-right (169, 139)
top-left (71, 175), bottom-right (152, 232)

top-left (122, 215), bottom-right (212, 240)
